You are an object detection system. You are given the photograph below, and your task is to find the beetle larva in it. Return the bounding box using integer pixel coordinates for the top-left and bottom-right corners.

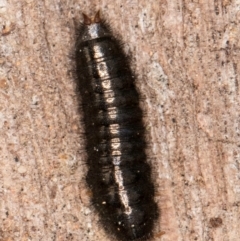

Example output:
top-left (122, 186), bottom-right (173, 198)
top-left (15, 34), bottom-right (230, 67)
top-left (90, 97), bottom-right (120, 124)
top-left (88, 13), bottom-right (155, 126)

top-left (75, 11), bottom-right (158, 241)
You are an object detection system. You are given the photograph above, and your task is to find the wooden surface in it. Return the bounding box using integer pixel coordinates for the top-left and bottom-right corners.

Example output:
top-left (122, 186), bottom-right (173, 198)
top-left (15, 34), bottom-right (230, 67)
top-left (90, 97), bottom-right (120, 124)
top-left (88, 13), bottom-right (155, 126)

top-left (1, 0), bottom-right (240, 240)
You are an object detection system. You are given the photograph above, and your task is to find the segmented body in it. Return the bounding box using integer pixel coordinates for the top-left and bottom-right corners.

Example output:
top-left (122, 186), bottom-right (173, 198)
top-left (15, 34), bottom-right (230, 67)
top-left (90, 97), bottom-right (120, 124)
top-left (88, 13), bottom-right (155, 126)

top-left (75, 12), bottom-right (158, 241)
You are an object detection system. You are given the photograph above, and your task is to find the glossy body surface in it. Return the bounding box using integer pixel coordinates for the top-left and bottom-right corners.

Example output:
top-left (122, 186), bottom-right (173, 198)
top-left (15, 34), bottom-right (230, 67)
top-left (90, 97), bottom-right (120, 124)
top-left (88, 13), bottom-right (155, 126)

top-left (75, 13), bottom-right (158, 241)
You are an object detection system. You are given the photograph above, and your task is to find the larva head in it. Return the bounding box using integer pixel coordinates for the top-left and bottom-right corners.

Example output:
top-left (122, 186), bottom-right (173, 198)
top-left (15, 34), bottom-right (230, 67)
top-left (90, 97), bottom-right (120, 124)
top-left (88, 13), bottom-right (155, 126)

top-left (78, 11), bottom-right (111, 43)
top-left (82, 10), bottom-right (101, 25)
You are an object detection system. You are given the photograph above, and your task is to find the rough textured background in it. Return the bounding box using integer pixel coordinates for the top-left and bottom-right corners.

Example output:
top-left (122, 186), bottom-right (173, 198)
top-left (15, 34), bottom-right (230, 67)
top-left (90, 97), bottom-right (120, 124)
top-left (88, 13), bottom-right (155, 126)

top-left (1, 0), bottom-right (240, 240)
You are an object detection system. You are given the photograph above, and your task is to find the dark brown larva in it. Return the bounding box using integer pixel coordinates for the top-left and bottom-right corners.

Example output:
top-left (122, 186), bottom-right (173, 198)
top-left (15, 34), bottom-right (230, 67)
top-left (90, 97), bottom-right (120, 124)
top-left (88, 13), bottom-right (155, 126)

top-left (75, 12), bottom-right (158, 241)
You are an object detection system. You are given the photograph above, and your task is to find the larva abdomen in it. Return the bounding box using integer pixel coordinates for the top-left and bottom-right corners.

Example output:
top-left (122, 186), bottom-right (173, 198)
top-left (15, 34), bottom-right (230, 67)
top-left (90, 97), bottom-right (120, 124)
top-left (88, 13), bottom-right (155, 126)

top-left (75, 12), bottom-right (158, 241)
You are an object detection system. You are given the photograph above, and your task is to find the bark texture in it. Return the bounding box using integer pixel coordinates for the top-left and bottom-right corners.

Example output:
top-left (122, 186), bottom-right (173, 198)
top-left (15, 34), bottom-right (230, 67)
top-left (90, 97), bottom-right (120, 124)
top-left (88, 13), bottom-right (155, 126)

top-left (0, 0), bottom-right (240, 241)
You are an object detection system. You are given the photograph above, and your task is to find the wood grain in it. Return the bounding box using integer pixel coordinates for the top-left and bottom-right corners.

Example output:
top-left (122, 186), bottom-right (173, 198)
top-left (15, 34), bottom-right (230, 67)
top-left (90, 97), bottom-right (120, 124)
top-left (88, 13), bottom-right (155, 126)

top-left (0, 0), bottom-right (240, 240)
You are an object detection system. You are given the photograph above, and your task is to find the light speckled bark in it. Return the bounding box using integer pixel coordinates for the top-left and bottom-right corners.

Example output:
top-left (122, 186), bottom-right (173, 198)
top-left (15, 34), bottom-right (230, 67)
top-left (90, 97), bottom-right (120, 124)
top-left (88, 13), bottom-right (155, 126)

top-left (0, 0), bottom-right (240, 241)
